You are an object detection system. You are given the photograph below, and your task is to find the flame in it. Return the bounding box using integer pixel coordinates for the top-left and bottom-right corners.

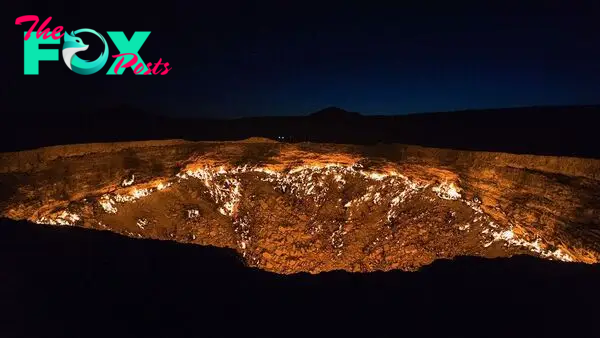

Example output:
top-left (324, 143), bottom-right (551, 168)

top-left (484, 225), bottom-right (576, 262)
top-left (121, 174), bottom-right (135, 187)
top-left (35, 210), bottom-right (81, 226)
top-left (432, 181), bottom-right (461, 200)
top-left (29, 158), bottom-right (596, 266)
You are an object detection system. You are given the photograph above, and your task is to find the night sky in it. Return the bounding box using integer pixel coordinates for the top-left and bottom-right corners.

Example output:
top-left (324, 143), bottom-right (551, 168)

top-left (4, 1), bottom-right (600, 118)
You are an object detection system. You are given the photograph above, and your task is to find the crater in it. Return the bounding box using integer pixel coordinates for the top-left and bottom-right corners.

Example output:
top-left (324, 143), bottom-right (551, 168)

top-left (1, 139), bottom-right (599, 274)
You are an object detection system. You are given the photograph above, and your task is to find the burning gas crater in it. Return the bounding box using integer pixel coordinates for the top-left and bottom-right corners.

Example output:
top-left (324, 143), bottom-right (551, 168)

top-left (98, 179), bottom-right (172, 215)
top-left (34, 161), bottom-right (579, 268)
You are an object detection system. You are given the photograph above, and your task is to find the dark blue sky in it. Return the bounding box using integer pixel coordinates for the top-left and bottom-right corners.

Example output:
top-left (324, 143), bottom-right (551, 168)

top-left (5, 1), bottom-right (600, 118)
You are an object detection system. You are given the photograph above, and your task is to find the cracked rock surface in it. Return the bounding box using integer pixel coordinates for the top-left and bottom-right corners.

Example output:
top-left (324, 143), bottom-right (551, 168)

top-left (1, 138), bottom-right (599, 273)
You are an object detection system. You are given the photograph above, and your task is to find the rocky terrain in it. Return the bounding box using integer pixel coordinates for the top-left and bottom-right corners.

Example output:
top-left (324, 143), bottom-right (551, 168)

top-left (1, 138), bottom-right (599, 273)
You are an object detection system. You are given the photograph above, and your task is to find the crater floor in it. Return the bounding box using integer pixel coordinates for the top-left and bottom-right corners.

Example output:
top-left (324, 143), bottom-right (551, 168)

top-left (1, 138), bottom-right (599, 273)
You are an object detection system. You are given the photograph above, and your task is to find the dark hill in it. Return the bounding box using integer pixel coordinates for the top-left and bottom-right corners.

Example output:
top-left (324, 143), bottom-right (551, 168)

top-left (2, 104), bottom-right (600, 158)
top-left (1, 218), bottom-right (599, 337)
top-left (308, 106), bottom-right (362, 119)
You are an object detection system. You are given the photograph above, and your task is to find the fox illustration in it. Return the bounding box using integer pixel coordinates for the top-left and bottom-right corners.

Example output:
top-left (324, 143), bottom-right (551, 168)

top-left (62, 31), bottom-right (89, 70)
top-left (61, 29), bottom-right (108, 75)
